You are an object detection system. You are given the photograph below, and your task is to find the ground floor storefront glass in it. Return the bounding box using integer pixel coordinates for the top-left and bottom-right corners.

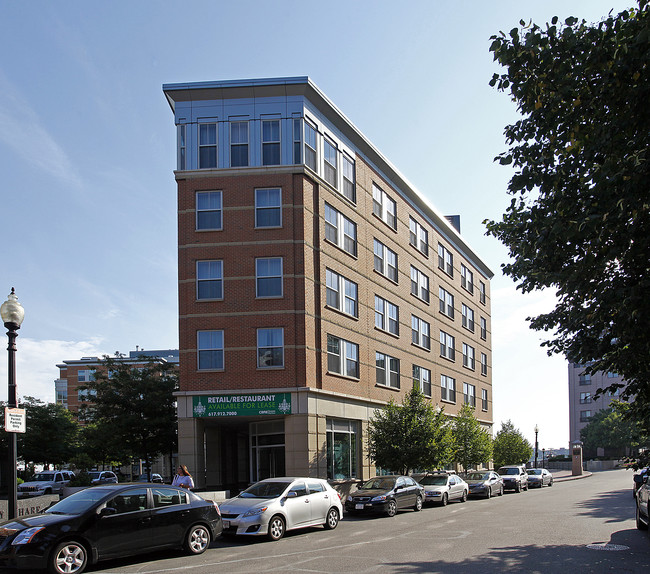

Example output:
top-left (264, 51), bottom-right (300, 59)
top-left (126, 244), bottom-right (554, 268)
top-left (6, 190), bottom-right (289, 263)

top-left (250, 420), bottom-right (285, 482)
top-left (326, 418), bottom-right (358, 480)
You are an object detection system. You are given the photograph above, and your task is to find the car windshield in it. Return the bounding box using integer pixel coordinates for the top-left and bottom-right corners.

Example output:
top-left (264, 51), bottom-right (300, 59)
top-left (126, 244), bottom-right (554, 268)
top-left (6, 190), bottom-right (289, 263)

top-left (88, 472), bottom-right (101, 479)
top-left (466, 473), bottom-right (488, 481)
top-left (499, 468), bottom-right (519, 475)
top-left (34, 473), bottom-right (55, 481)
top-left (419, 476), bottom-right (448, 486)
top-left (45, 488), bottom-right (113, 515)
top-left (528, 469), bottom-right (542, 475)
top-left (360, 478), bottom-right (396, 490)
top-left (239, 481), bottom-right (291, 498)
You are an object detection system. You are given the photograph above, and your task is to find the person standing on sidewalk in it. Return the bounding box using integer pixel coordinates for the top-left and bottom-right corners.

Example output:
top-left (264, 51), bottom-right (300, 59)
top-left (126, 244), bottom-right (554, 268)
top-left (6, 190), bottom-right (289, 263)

top-left (172, 464), bottom-right (194, 489)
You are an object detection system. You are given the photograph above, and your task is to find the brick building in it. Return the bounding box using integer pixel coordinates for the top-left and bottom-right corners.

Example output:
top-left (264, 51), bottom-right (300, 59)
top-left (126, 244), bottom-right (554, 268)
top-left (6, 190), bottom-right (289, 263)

top-left (163, 77), bottom-right (494, 491)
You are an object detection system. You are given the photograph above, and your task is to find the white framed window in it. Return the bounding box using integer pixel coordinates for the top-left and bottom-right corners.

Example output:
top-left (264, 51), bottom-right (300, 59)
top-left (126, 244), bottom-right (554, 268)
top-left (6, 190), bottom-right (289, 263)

top-left (462, 343), bottom-right (475, 370)
top-left (413, 365), bottom-right (431, 397)
top-left (480, 317), bottom-right (487, 340)
top-left (463, 382), bottom-right (476, 407)
top-left (256, 257), bottom-right (283, 298)
top-left (372, 184), bottom-right (397, 230)
top-left (409, 217), bottom-right (429, 256)
top-left (481, 352), bottom-right (488, 376)
top-left (198, 330), bottom-right (224, 370)
top-left (439, 330), bottom-right (455, 361)
top-left (262, 119), bottom-right (281, 165)
top-left (293, 118), bottom-right (301, 164)
top-left (304, 120), bottom-right (317, 171)
top-left (77, 370), bottom-right (95, 383)
top-left (326, 269), bottom-right (358, 318)
top-left (327, 335), bottom-right (359, 379)
top-left (255, 188), bottom-right (282, 228)
top-left (410, 266), bottom-right (430, 303)
top-left (482, 388), bottom-right (488, 411)
top-left (580, 392), bottom-right (592, 404)
top-left (196, 191), bottom-right (222, 231)
top-left (579, 373), bottom-right (591, 385)
top-left (462, 304), bottom-right (475, 332)
top-left (196, 260), bottom-right (223, 300)
top-left (374, 295), bottom-right (399, 335)
top-left (177, 124), bottom-right (186, 170)
top-left (411, 315), bottom-right (431, 350)
top-left (342, 153), bottom-right (355, 203)
top-left (479, 281), bottom-right (487, 305)
top-left (439, 287), bottom-right (454, 319)
top-left (257, 328), bottom-right (284, 368)
top-left (78, 388), bottom-right (97, 402)
top-left (580, 410), bottom-right (592, 422)
top-left (441, 375), bottom-right (456, 403)
top-left (230, 121), bottom-right (249, 167)
top-left (324, 203), bottom-right (357, 257)
top-left (324, 137), bottom-right (338, 188)
top-left (199, 123), bottom-right (217, 168)
top-left (461, 264), bottom-right (474, 294)
top-left (373, 239), bottom-right (398, 282)
top-left (438, 243), bottom-right (454, 277)
top-left (376, 351), bottom-right (400, 389)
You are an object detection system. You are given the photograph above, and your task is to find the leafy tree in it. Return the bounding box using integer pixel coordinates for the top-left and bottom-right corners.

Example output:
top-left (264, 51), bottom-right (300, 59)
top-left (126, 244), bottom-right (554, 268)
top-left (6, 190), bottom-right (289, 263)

top-left (486, 3), bottom-right (650, 423)
top-left (580, 402), bottom-right (646, 456)
top-left (493, 420), bottom-right (533, 468)
top-left (80, 354), bottom-right (178, 476)
top-left (451, 404), bottom-right (493, 471)
top-left (367, 387), bottom-right (452, 475)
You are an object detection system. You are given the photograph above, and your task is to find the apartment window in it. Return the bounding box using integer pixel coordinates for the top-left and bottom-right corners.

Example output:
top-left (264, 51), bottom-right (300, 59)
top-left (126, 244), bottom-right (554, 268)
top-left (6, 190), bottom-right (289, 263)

top-left (580, 392), bottom-right (592, 404)
top-left (462, 304), bottom-right (475, 332)
top-left (372, 184), bottom-right (397, 230)
top-left (461, 264), bottom-right (474, 294)
top-left (198, 330), bottom-right (224, 370)
top-left (579, 373), bottom-right (591, 385)
top-left (479, 281), bottom-right (486, 305)
top-left (326, 418), bottom-right (358, 480)
top-left (410, 266), bottom-right (430, 303)
top-left (481, 353), bottom-right (488, 376)
top-left (199, 123), bottom-right (217, 168)
top-left (324, 138), bottom-right (338, 188)
top-left (373, 239), bottom-right (398, 282)
top-left (462, 343), bottom-right (475, 370)
top-left (411, 315), bottom-right (431, 350)
top-left (342, 154), bottom-right (355, 203)
top-left (293, 119), bottom-right (301, 164)
top-left (78, 388), bottom-right (97, 402)
top-left (196, 260), bottom-right (223, 300)
top-left (324, 203), bottom-right (357, 257)
top-left (413, 365), bottom-right (431, 397)
top-left (482, 389), bottom-right (488, 411)
top-left (439, 287), bottom-right (454, 319)
top-left (256, 257), bottom-right (283, 298)
top-left (257, 328), bottom-right (284, 368)
top-left (304, 120), bottom-right (317, 171)
top-left (439, 331), bottom-right (455, 361)
top-left (178, 124), bottom-right (186, 170)
top-left (196, 191), bottom-right (222, 231)
top-left (77, 370), bottom-right (95, 383)
top-left (327, 335), bottom-right (359, 379)
top-left (262, 119), bottom-right (281, 165)
top-left (409, 217), bottom-right (429, 256)
top-left (376, 352), bottom-right (400, 389)
top-left (480, 317), bottom-right (487, 340)
top-left (580, 410), bottom-right (592, 422)
top-left (441, 375), bottom-right (456, 403)
top-left (230, 121), bottom-right (249, 167)
top-left (326, 269), bottom-right (358, 318)
top-left (374, 296), bottom-right (399, 335)
top-left (463, 382), bottom-right (476, 407)
top-left (607, 372), bottom-right (620, 378)
top-left (255, 188), bottom-right (282, 228)
top-left (438, 243), bottom-right (454, 276)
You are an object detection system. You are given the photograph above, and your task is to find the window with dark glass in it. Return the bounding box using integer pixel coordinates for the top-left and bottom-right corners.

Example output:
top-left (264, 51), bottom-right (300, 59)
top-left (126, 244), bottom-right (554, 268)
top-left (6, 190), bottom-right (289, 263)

top-left (481, 352), bottom-right (488, 376)
top-left (410, 266), bottom-right (429, 303)
top-left (196, 191), bottom-right (222, 230)
top-left (199, 123), bottom-right (217, 168)
top-left (196, 260), bottom-right (223, 300)
top-left (324, 137), bottom-right (338, 188)
top-left (255, 188), bottom-right (281, 227)
top-left (326, 269), bottom-right (358, 317)
top-left (304, 120), bottom-right (317, 171)
top-left (480, 317), bottom-right (487, 340)
top-left (257, 328), bottom-right (284, 368)
top-left (409, 217), bottom-right (429, 256)
top-left (463, 382), bottom-right (476, 407)
top-left (441, 374), bottom-right (456, 402)
top-left (438, 243), bottom-right (454, 276)
top-left (461, 264), bottom-right (474, 294)
top-left (482, 388), bottom-right (488, 411)
top-left (462, 343), bottom-right (475, 370)
top-left (198, 330), bottom-right (224, 370)
top-left (342, 153), bottom-right (355, 203)
top-left (230, 121), bottom-right (249, 167)
top-left (178, 124), bottom-right (186, 170)
top-left (374, 295), bottom-right (399, 335)
top-left (373, 239), bottom-right (398, 282)
top-left (462, 304), bottom-right (475, 332)
top-left (256, 257), bottom-right (283, 298)
top-left (439, 287), bottom-right (454, 319)
top-left (326, 419), bottom-right (358, 480)
top-left (413, 365), bottom-right (431, 397)
top-left (411, 315), bottom-right (431, 350)
top-left (440, 330), bottom-right (455, 361)
top-left (372, 184), bottom-right (397, 230)
top-left (262, 119), bottom-right (281, 165)
top-left (324, 203), bottom-right (357, 256)
top-left (376, 351), bottom-right (400, 389)
top-left (327, 335), bottom-right (359, 378)
top-left (293, 118), bottom-right (301, 164)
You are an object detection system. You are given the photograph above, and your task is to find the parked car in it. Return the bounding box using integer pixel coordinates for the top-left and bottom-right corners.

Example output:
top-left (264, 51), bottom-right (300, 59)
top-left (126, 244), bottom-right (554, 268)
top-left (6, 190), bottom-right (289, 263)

top-left (413, 472), bottom-right (469, 505)
top-left (465, 471), bottom-right (504, 498)
top-left (0, 483), bottom-right (222, 574)
top-left (497, 465), bottom-right (529, 492)
top-left (633, 467), bottom-right (650, 498)
top-left (345, 475), bottom-right (424, 516)
top-left (637, 474), bottom-right (650, 530)
top-left (527, 468), bottom-right (553, 488)
top-left (17, 470), bottom-right (74, 497)
top-left (88, 470), bottom-right (118, 485)
top-left (219, 477), bottom-right (343, 541)
top-left (137, 473), bottom-right (164, 484)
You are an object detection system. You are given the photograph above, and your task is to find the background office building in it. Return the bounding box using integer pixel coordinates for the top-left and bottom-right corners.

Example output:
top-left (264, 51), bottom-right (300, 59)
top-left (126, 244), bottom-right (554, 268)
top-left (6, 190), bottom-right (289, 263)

top-left (163, 77), bottom-right (494, 491)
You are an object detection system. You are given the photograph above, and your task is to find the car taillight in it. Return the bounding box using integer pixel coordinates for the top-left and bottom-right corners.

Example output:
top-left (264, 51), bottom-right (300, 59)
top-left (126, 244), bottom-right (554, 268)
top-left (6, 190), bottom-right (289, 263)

top-left (212, 501), bottom-right (221, 515)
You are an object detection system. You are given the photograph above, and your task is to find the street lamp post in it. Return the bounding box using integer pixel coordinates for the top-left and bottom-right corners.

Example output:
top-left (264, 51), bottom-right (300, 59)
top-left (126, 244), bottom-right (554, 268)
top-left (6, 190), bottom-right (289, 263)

top-left (542, 448), bottom-right (546, 469)
top-left (1, 288), bottom-right (25, 520)
top-left (534, 424), bottom-right (539, 469)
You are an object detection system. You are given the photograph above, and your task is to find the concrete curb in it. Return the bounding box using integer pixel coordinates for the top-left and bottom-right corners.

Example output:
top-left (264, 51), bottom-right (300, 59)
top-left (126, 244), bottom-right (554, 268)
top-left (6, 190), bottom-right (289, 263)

top-left (553, 471), bottom-right (592, 482)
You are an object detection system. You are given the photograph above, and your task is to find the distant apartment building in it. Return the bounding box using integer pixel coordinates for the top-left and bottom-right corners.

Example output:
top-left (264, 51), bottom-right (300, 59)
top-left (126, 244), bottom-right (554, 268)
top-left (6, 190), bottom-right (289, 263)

top-left (163, 77), bottom-right (494, 491)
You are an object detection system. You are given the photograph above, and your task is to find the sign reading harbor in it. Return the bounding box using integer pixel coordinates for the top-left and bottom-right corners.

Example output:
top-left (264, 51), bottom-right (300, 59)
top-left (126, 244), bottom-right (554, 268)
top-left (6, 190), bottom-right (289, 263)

top-left (192, 393), bottom-right (292, 418)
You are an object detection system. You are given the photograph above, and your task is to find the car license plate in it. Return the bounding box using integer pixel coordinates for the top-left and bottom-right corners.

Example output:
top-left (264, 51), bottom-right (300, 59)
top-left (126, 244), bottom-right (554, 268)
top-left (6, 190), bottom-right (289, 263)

top-left (355, 504), bottom-right (364, 510)
top-left (223, 520), bottom-right (230, 528)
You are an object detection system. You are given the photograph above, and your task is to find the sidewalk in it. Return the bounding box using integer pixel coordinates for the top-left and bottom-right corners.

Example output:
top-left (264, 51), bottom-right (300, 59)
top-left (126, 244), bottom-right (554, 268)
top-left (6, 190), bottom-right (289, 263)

top-left (548, 468), bottom-right (592, 482)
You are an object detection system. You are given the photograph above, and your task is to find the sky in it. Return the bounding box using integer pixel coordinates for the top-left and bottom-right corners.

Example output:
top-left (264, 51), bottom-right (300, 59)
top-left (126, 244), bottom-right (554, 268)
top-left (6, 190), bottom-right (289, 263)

top-left (0, 0), bottom-right (633, 452)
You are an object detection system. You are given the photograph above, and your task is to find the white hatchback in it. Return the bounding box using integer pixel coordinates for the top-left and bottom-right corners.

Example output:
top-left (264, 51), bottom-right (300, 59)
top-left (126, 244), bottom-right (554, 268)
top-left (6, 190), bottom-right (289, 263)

top-left (219, 477), bottom-right (343, 541)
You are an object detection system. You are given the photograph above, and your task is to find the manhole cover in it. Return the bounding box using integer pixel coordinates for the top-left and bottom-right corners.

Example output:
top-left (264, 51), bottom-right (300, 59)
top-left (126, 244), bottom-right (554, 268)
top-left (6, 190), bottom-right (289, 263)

top-left (586, 543), bottom-right (630, 551)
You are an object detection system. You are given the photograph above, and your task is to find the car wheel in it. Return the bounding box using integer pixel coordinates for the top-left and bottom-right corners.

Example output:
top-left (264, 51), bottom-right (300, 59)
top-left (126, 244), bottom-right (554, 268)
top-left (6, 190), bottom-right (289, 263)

top-left (460, 490), bottom-right (468, 503)
top-left (515, 483), bottom-right (521, 493)
top-left (184, 524), bottom-right (211, 555)
top-left (485, 487), bottom-right (491, 499)
top-left (414, 495), bottom-right (423, 512)
top-left (549, 479), bottom-right (553, 487)
top-left (324, 507), bottom-right (339, 530)
top-left (48, 540), bottom-right (88, 574)
top-left (267, 515), bottom-right (286, 540)
top-left (386, 499), bottom-right (397, 517)
top-left (440, 493), bottom-right (449, 506)
top-left (637, 504), bottom-right (649, 531)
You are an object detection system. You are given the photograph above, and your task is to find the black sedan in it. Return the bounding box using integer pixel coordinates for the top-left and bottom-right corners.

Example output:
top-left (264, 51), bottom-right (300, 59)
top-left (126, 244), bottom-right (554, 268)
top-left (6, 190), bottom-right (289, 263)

top-left (0, 483), bottom-right (222, 573)
top-left (345, 475), bottom-right (424, 517)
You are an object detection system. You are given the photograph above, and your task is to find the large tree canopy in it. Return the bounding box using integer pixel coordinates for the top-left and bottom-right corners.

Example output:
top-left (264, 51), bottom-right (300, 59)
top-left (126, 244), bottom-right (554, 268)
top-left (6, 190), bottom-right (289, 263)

top-left (580, 402), bottom-right (646, 456)
top-left (486, 3), bottom-right (650, 420)
top-left (451, 404), bottom-right (493, 471)
top-left (493, 420), bottom-right (533, 468)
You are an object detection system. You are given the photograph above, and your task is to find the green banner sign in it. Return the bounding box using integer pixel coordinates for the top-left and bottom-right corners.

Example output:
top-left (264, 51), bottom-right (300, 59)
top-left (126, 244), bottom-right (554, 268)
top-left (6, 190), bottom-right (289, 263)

top-left (192, 393), bottom-right (292, 418)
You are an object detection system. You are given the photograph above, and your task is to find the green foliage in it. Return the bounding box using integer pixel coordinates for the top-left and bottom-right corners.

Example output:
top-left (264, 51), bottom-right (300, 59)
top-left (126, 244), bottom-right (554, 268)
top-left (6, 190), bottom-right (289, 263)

top-left (486, 2), bottom-right (650, 425)
top-left (67, 470), bottom-right (93, 487)
top-left (493, 420), bottom-right (533, 468)
top-left (451, 404), bottom-right (493, 471)
top-left (367, 387), bottom-right (452, 475)
top-left (580, 401), bottom-right (646, 455)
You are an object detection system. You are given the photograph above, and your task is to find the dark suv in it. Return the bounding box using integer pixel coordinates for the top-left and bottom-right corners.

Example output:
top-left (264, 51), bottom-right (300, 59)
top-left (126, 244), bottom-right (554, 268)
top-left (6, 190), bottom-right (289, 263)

top-left (497, 465), bottom-right (528, 492)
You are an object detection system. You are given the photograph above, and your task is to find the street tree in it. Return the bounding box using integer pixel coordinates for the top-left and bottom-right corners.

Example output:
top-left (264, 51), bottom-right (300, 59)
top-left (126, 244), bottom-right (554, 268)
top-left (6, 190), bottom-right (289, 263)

top-left (580, 402), bottom-right (646, 457)
top-left (493, 420), bottom-right (533, 468)
top-left (80, 354), bottom-right (178, 476)
top-left (486, 3), bottom-right (650, 423)
top-left (451, 404), bottom-right (493, 471)
top-left (367, 386), bottom-right (452, 475)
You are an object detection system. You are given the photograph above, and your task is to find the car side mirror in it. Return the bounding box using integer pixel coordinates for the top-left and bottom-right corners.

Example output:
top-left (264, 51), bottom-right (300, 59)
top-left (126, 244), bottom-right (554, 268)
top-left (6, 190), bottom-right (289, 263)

top-left (100, 507), bottom-right (117, 517)
top-left (285, 491), bottom-right (297, 498)
top-left (394, 485), bottom-right (403, 491)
